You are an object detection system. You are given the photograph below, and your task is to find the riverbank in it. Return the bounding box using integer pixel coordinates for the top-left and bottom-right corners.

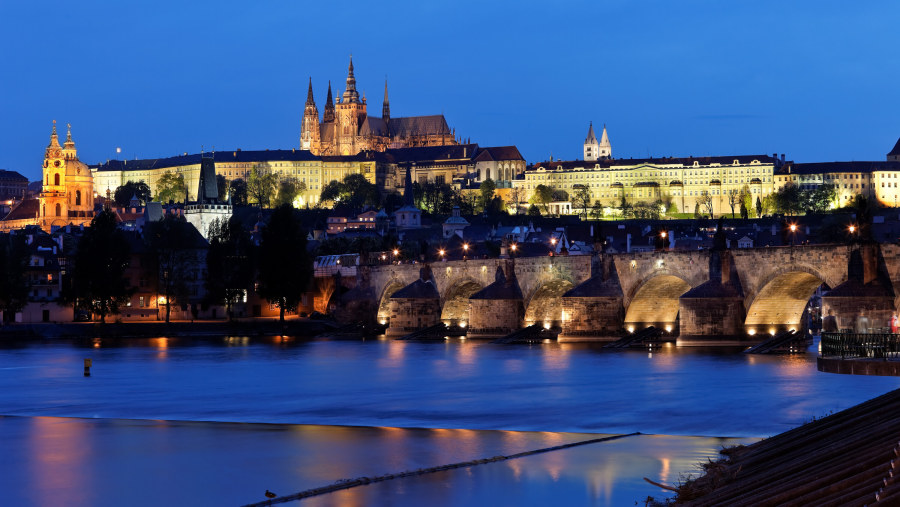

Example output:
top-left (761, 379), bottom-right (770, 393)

top-left (0, 319), bottom-right (338, 340)
top-left (667, 386), bottom-right (900, 505)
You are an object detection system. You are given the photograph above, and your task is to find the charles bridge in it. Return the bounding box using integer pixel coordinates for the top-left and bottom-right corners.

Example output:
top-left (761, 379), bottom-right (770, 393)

top-left (335, 243), bottom-right (900, 344)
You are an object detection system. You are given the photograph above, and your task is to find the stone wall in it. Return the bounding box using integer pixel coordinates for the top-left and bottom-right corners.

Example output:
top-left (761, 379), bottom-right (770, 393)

top-left (560, 297), bottom-right (624, 338)
top-left (467, 299), bottom-right (523, 337)
top-left (386, 298), bottom-right (441, 336)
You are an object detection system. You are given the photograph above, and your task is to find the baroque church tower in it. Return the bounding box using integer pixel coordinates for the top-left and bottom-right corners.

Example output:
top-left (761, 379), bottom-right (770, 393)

top-left (39, 121), bottom-right (94, 231)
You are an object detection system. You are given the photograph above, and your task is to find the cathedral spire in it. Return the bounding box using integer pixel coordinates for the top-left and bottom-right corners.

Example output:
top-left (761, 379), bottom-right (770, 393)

top-left (585, 121), bottom-right (597, 144)
top-left (324, 81), bottom-right (335, 123)
top-left (342, 55), bottom-right (360, 103)
top-left (382, 78), bottom-right (390, 123)
top-left (306, 77), bottom-right (315, 106)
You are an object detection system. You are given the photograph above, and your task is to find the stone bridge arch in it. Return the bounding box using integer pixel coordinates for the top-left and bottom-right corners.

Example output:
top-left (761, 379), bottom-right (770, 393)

top-left (375, 278), bottom-right (407, 325)
top-left (440, 277), bottom-right (484, 325)
top-left (524, 278), bottom-right (576, 328)
top-left (623, 271), bottom-right (695, 331)
top-left (742, 263), bottom-right (833, 335)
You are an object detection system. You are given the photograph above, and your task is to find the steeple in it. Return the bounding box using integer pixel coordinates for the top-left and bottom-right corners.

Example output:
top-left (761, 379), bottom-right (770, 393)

top-left (47, 120), bottom-right (61, 150)
top-left (324, 81), bottom-right (335, 123)
top-left (305, 77), bottom-right (315, 106)
top-left (403, 166), bottom-right (413, 206)
top-left (342, 56), bottom-right (360, 103)
top-left (62, 123), bottom-right (77, 160)
top-left (585, 121), bottom-right (598, 144)
top-left (598, 124), bottom-right (612, 159)
top-left (382, 78), bottom-right (390, 124)
top-left (583, 121), bottom-right (600, 161)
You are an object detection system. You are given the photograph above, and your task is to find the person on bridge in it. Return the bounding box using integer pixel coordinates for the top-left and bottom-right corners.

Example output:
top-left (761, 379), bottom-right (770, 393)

top-left (856, 311), bottom-right (870, 334)
top-left (823, 309), bottom-right (838, 333)
top-left (891, 313), bottom-right (899, 334)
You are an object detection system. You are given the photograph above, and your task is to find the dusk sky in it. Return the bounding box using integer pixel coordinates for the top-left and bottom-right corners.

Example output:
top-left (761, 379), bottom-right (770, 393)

top-left (2, 1), bottom-right (898, 181)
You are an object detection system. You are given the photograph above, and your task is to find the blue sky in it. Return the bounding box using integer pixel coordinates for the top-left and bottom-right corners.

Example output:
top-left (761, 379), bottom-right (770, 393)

top-left (1, 1), bottom-right (898, 181)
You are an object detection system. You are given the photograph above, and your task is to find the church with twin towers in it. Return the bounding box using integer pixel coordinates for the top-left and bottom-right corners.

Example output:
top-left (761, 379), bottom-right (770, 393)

top-left (300, 57), bottom-right (459, 156)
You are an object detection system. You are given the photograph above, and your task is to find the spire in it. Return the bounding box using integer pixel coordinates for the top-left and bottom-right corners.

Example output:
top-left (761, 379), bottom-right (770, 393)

top-left (585, 121), bottom-right (598, 144)
top-left (63, 123), bottom-right (75, 149)
top-left (382, 78), bottom-right (390, 123)
top-left (600, 124), bottom-right (610, 145)
top-left (342, 55), bottom-right (360, 103)
top-left (403, 166), bottom-right (413, 206)
top-left (47, 120), bottom-right (61, 149)
top-left (324, 81), bottom-right (335, 123)
top-left (305, 77), bottom-right (315, 106)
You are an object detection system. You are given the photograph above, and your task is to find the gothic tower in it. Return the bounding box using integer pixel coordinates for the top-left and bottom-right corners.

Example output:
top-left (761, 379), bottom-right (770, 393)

top-left (335, 56), bottom-right (367, 156)
top-left (382, 78), bottom-right (390, 125)
top-left (300, 78), bottom-right (320, 151)
top-left (584, 121), bottom-right (599, 161)
top-left (323, 81), bottom-right (335, 123)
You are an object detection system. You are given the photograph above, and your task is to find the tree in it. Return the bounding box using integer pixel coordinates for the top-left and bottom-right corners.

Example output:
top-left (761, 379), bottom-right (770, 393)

top-left (206, 217), bottom-right (255, 319)
top-left (257, 205), bottom-right (313, 324)
top-left (774, 183), bottom-right (802, 216)
top-left (274, 177), bottom-right (302, 208)
top-left (694, 202), bottom-right (701, 219)
top-left (508, 186), bottom-right (523, 215)
top-left (802, 184), bottom-right (837, 214)
top-left (216, 174), bottom-right (228, 201)
top-left (527, 204), bottom-right (542, 217)
top-left (156, 171), bottom-right (186, 204)
top-left (551, 189), bottom-right (569, 202)
top-left (114, 181), bottom-right (151, 207)
top-left (145, 215), bottom-right (200, 323)
top-left (69, 210), bottom-right (132, 323)
top-left (229, 178), bottom-right (248, 206)
top-left (700, 192), bottom-right (714, 217)
top-left (573, 185), bottom-right (592, 219)
top-left (727, 188), bottom-right (741, 218)
top-left (590, 199), bottom-right (604, 219)
top-left (531, 184), bottom-right (554, 214)
top-left (479, 178), bottom-right (496, 212)
top-left (740, 200), bottom-right (749, 220)
top-left (319, 174), bottom-right (379, 210)
top-left (0, 234), bottom-right (29, 322)
top-left (755, 196), bottom-right (763, 218)
top-left (247, 165), bottom-right (278, 208)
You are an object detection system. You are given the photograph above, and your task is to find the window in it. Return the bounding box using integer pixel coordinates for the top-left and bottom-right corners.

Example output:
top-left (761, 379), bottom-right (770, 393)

top-left (54, 173), bottom-right (60, 186)
top-left (75, 190), bottom-right (82, 206)
top-left (55, 203), bottom-right (61, 216)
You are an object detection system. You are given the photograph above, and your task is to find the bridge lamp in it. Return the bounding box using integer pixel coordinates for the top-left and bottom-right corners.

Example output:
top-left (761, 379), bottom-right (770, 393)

top-left (665, 325), bottom-right (672, 333)
top-left (438, 249), bottom-right (445, 258)
top-left (747, 328), bottom-right (756, 336)
top-left (550, 237), bottom-right (557, 246)
top-left (660, 231), bottom-right (667, 238)
top-left (627, 325), bottom-right (635, 333)
top-left (510, 243), bottom-right (517, 252)
top-left (459, 321), bottom-right (467, 328)
top-left (544, 321), bottom-right (551, 330)
top-left (393, 248), bottom-right (399, 256)
top-left (769, 328), bottom-right (777, 336)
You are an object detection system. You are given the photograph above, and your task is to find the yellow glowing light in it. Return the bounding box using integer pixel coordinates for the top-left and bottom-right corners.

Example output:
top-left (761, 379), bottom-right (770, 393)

top-left (158, 296), bottom-right (167, 305)
top-left (463, 244), bottom-right (469, 251)
top-left (511, 244), bottom-right (517, 251)
top-left (550, 238), bottom-right (557, 245)
top-left (660, 231), bottom-right (667, 238)
top-left (459, 321), bottom-right (467, 328)
top-left (379, 320), bottom-right (387, 325)
top-left (438, 249), bottom-right (445, 256)
top-left (627, 326), bottom-right (635, 333)
top-left (849, 225), bottom-right (856, 233)
top-left (665, 325), bottom-right (672, 332)
top-left (747, 329), bottom-right (756, 336)
top-left (769, 328), bottom-right (777, 336)
top-left (543, 322), bottom-right (551, 330)
top-left (393, 249), bottom-right (399, 256)
top-left (789, 224), bottom-right (797, 232)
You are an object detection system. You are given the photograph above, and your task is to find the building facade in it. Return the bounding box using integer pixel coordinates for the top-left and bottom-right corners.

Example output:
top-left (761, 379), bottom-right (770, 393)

top-left (300, 58), bottom-right (457, 156)
top-left (517, 155), bottom-right (780, 215)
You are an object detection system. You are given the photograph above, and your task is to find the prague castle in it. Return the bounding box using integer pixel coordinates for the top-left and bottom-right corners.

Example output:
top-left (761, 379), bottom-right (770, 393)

top-left (300, 58), bottom-right (457, 156)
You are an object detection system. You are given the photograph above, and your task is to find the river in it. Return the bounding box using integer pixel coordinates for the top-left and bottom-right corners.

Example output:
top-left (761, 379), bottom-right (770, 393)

top-left (0, 336), bottom-right (896, 505)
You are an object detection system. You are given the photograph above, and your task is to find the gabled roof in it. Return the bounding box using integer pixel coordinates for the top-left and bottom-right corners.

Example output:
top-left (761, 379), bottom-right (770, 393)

top-left (389, 115), bottom-right (451, 137)
top-left (390, 278), bottom-right (440, 299)
top-left (0, 170), bottom-right (28, 182)
top-left (473, 146), bottom-right (524, 162)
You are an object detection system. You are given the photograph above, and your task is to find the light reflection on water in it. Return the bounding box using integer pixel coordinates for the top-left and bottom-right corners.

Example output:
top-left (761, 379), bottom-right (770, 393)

top-left (0, 415), bottom-right (750, 507)
top-left (0, 337), bottom-right (897, 436)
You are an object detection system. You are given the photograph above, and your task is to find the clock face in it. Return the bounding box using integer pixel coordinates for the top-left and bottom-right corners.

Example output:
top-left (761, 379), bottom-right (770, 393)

top-left (54, 160), bottom-right (61, 168)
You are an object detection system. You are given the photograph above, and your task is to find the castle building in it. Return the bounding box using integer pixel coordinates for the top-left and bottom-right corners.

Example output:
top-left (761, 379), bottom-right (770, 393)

top-left (300, 58), bottom-right (457, 156)
top-left (0, 122), bottom-right (95, 232)
top-left (583, 122), bottom-right (611, 161)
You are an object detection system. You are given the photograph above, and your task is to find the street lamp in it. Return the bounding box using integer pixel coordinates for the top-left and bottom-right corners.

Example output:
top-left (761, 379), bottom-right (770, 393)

top-left (462, 243), bottom-right (469, 259)
top-left (510, 243), bottom-right (518, 256)
top-left (789, 223), bottom-right (797, 246)
top-left (438, 248), bottom-right (446, 260)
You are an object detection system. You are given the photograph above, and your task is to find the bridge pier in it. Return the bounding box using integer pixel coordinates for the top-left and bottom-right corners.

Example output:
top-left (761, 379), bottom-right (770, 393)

top-left (467, 264), bottom-right (524, 338)
top-left (385, 267), bottom-right (442, 337)
top-left (678, 251), bottom-right (748, 345)
top-left (559, 256), bottom-right (625, 341)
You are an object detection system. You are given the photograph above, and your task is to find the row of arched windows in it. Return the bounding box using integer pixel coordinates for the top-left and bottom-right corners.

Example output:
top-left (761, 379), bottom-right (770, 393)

top-left (45, 173), bottom-right (61, 186)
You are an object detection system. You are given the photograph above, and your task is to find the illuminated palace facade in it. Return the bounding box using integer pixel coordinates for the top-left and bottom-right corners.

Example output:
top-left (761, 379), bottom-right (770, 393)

top-left (300, 57), bottom-right (458, 156)
top-left (516, 124), bottom-right (781, 215)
